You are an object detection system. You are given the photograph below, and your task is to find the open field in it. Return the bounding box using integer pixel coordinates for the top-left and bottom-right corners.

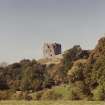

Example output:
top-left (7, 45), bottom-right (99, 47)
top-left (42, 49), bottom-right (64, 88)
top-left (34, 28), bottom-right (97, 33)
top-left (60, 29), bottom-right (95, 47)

top-left (0, 101), bottom-right (105, 105)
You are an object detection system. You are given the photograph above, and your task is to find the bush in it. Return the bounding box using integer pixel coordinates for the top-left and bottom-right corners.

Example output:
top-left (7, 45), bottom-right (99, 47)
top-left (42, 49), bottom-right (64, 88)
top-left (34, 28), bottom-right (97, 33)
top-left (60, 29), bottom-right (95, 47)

top-left (0, 90), bottom-right (13, 100)
top-left (20, 63), bottom-right (45, 91)
top-left (65, 81), bottom-right (90, 100)
top-left (41, 90), bottom-right (62, 100)
top-left (63, 45), bottom-right (82, 73)
top-left (68, 59), bottom-right (87, 82)
top-left (33, 91), bottom-right (44, 100)
top-left (92, 85), bottom-right (105, 101)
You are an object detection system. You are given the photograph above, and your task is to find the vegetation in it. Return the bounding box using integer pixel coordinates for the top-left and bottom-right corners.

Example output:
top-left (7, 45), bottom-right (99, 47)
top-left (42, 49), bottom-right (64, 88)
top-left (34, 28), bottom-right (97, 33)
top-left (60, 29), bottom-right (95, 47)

top-left (1, 37), bottom-right (105, 101)
top-left (0, 101), bottom-right (104, 105)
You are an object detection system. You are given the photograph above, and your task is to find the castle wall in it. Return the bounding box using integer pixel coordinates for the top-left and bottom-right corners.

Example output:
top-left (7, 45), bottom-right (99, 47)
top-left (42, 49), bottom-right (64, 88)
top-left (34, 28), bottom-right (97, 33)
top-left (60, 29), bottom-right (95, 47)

top-left (43, 43), bottom-right (61, 58)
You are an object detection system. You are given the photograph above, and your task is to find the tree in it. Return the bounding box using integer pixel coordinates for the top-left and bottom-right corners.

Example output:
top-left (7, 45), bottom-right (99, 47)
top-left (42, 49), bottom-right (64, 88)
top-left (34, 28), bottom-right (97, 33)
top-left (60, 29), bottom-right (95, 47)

top-left (68, 59), bottom-right (87, 82)
top-left (21, 62), bottom-right (45, 91)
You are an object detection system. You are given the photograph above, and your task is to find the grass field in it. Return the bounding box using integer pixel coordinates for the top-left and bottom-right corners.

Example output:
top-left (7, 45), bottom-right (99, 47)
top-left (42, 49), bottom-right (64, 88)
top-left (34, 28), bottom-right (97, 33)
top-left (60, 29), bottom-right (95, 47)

top-left (0, 101), bottom-right (105, 105)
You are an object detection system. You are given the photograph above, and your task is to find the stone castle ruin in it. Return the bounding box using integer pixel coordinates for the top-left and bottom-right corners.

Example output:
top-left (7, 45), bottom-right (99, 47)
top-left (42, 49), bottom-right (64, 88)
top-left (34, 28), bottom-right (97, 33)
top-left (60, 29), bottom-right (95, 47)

top-left (43, 43), bottom-right (62, 58)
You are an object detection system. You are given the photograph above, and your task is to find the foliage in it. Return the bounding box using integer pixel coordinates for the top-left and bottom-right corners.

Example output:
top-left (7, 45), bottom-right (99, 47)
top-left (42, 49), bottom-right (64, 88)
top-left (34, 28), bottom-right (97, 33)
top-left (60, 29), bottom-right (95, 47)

top-left (21, 62), bottom-right (45, 91)
top-left (33, 91), bottom-right (44, 100)
top-left (84, 37), bottom-right (105, 89)
top-left (92, 85), bottom-right (105, 101)
top-left (63, 45), bottom-right (82, 72)
top-left (68, 59), bottom-right (87, 82)
top-left (45, 62), bottom-right (67, 85)
top-left (41, 89), bottom-right (62, 100)
top-left (2, 37), bottom-right (105, 101)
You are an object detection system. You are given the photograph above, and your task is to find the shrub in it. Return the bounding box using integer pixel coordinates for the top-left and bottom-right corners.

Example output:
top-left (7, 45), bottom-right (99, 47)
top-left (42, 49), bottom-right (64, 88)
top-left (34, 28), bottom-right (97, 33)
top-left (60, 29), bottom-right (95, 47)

top-left (63, 45), bottom-right (82, 73)
top-left (41, 90), bottom-right (62, 100)
top-left (33, 91), bottom-right (44, 100)
top-left (20, 63), bottom-right (45, 91)
top-left (68, 59), bottom-right (87, 82)
top-left (92, 85), bottom-right (105, 101)
top-left (65, 81), bottom-right (89, 100)
top-left (0, 90), bottom-right (13, 100)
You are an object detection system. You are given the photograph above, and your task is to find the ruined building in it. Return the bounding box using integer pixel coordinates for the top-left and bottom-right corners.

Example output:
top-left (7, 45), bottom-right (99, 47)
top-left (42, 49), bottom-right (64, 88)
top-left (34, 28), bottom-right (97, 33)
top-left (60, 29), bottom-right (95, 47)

top-left (43, 43), bottom-right (62, 58)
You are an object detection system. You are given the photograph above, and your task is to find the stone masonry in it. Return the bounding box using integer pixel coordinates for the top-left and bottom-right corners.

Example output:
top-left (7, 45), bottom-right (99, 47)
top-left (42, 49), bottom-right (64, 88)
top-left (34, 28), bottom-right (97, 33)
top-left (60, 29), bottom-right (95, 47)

top-left (43, 43), bottom-right (62, 58)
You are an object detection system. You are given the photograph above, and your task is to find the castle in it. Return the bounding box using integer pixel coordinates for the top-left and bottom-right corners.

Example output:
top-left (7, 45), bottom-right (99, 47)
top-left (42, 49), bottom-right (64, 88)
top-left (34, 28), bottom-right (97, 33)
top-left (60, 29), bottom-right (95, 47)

top-left (43, 43), bottom-right (62, 58)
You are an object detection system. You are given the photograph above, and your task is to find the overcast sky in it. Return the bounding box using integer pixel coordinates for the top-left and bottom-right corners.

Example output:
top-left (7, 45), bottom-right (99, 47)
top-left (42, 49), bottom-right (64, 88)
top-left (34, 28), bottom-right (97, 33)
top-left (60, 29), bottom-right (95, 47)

top-left (0, 0), bottom-right (105, 63)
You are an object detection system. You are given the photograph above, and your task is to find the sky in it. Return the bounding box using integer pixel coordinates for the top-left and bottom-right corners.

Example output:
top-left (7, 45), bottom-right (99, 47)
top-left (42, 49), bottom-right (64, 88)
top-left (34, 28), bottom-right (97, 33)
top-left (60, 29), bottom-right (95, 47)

top-left (0, 0), bottom-right (105, 63)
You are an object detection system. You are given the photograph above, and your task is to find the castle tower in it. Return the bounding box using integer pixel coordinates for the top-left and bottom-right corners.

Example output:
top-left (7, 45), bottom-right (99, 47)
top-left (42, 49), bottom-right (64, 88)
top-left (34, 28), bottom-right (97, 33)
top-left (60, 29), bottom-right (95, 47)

top-left (43, 43), bottom-right (62, 58)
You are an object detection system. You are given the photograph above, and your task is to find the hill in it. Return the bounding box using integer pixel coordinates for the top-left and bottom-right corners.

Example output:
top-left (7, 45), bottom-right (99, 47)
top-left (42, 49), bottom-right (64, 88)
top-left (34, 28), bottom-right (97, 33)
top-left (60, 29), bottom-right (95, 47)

top-left (0, 37), bottom-right (105, 101)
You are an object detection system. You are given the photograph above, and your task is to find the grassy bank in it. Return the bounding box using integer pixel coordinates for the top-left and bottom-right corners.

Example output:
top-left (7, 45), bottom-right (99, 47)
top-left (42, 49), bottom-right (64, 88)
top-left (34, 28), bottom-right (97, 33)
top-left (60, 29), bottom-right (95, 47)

top-left (0, 101), bottom-right (105, 105)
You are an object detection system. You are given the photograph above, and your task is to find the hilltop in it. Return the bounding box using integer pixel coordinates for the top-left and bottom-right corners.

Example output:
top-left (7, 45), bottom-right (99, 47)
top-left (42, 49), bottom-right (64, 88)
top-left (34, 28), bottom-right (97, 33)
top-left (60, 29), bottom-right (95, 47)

top-left (0, 37), bottom-right (105, 101)
top-left (38, 54), bottom-right (63, 65)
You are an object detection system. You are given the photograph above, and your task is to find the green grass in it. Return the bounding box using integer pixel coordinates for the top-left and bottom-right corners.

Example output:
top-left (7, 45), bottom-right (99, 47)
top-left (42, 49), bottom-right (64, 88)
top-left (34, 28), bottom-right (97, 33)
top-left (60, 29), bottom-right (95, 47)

top-left (0, 101), bottom-right (105, 105)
